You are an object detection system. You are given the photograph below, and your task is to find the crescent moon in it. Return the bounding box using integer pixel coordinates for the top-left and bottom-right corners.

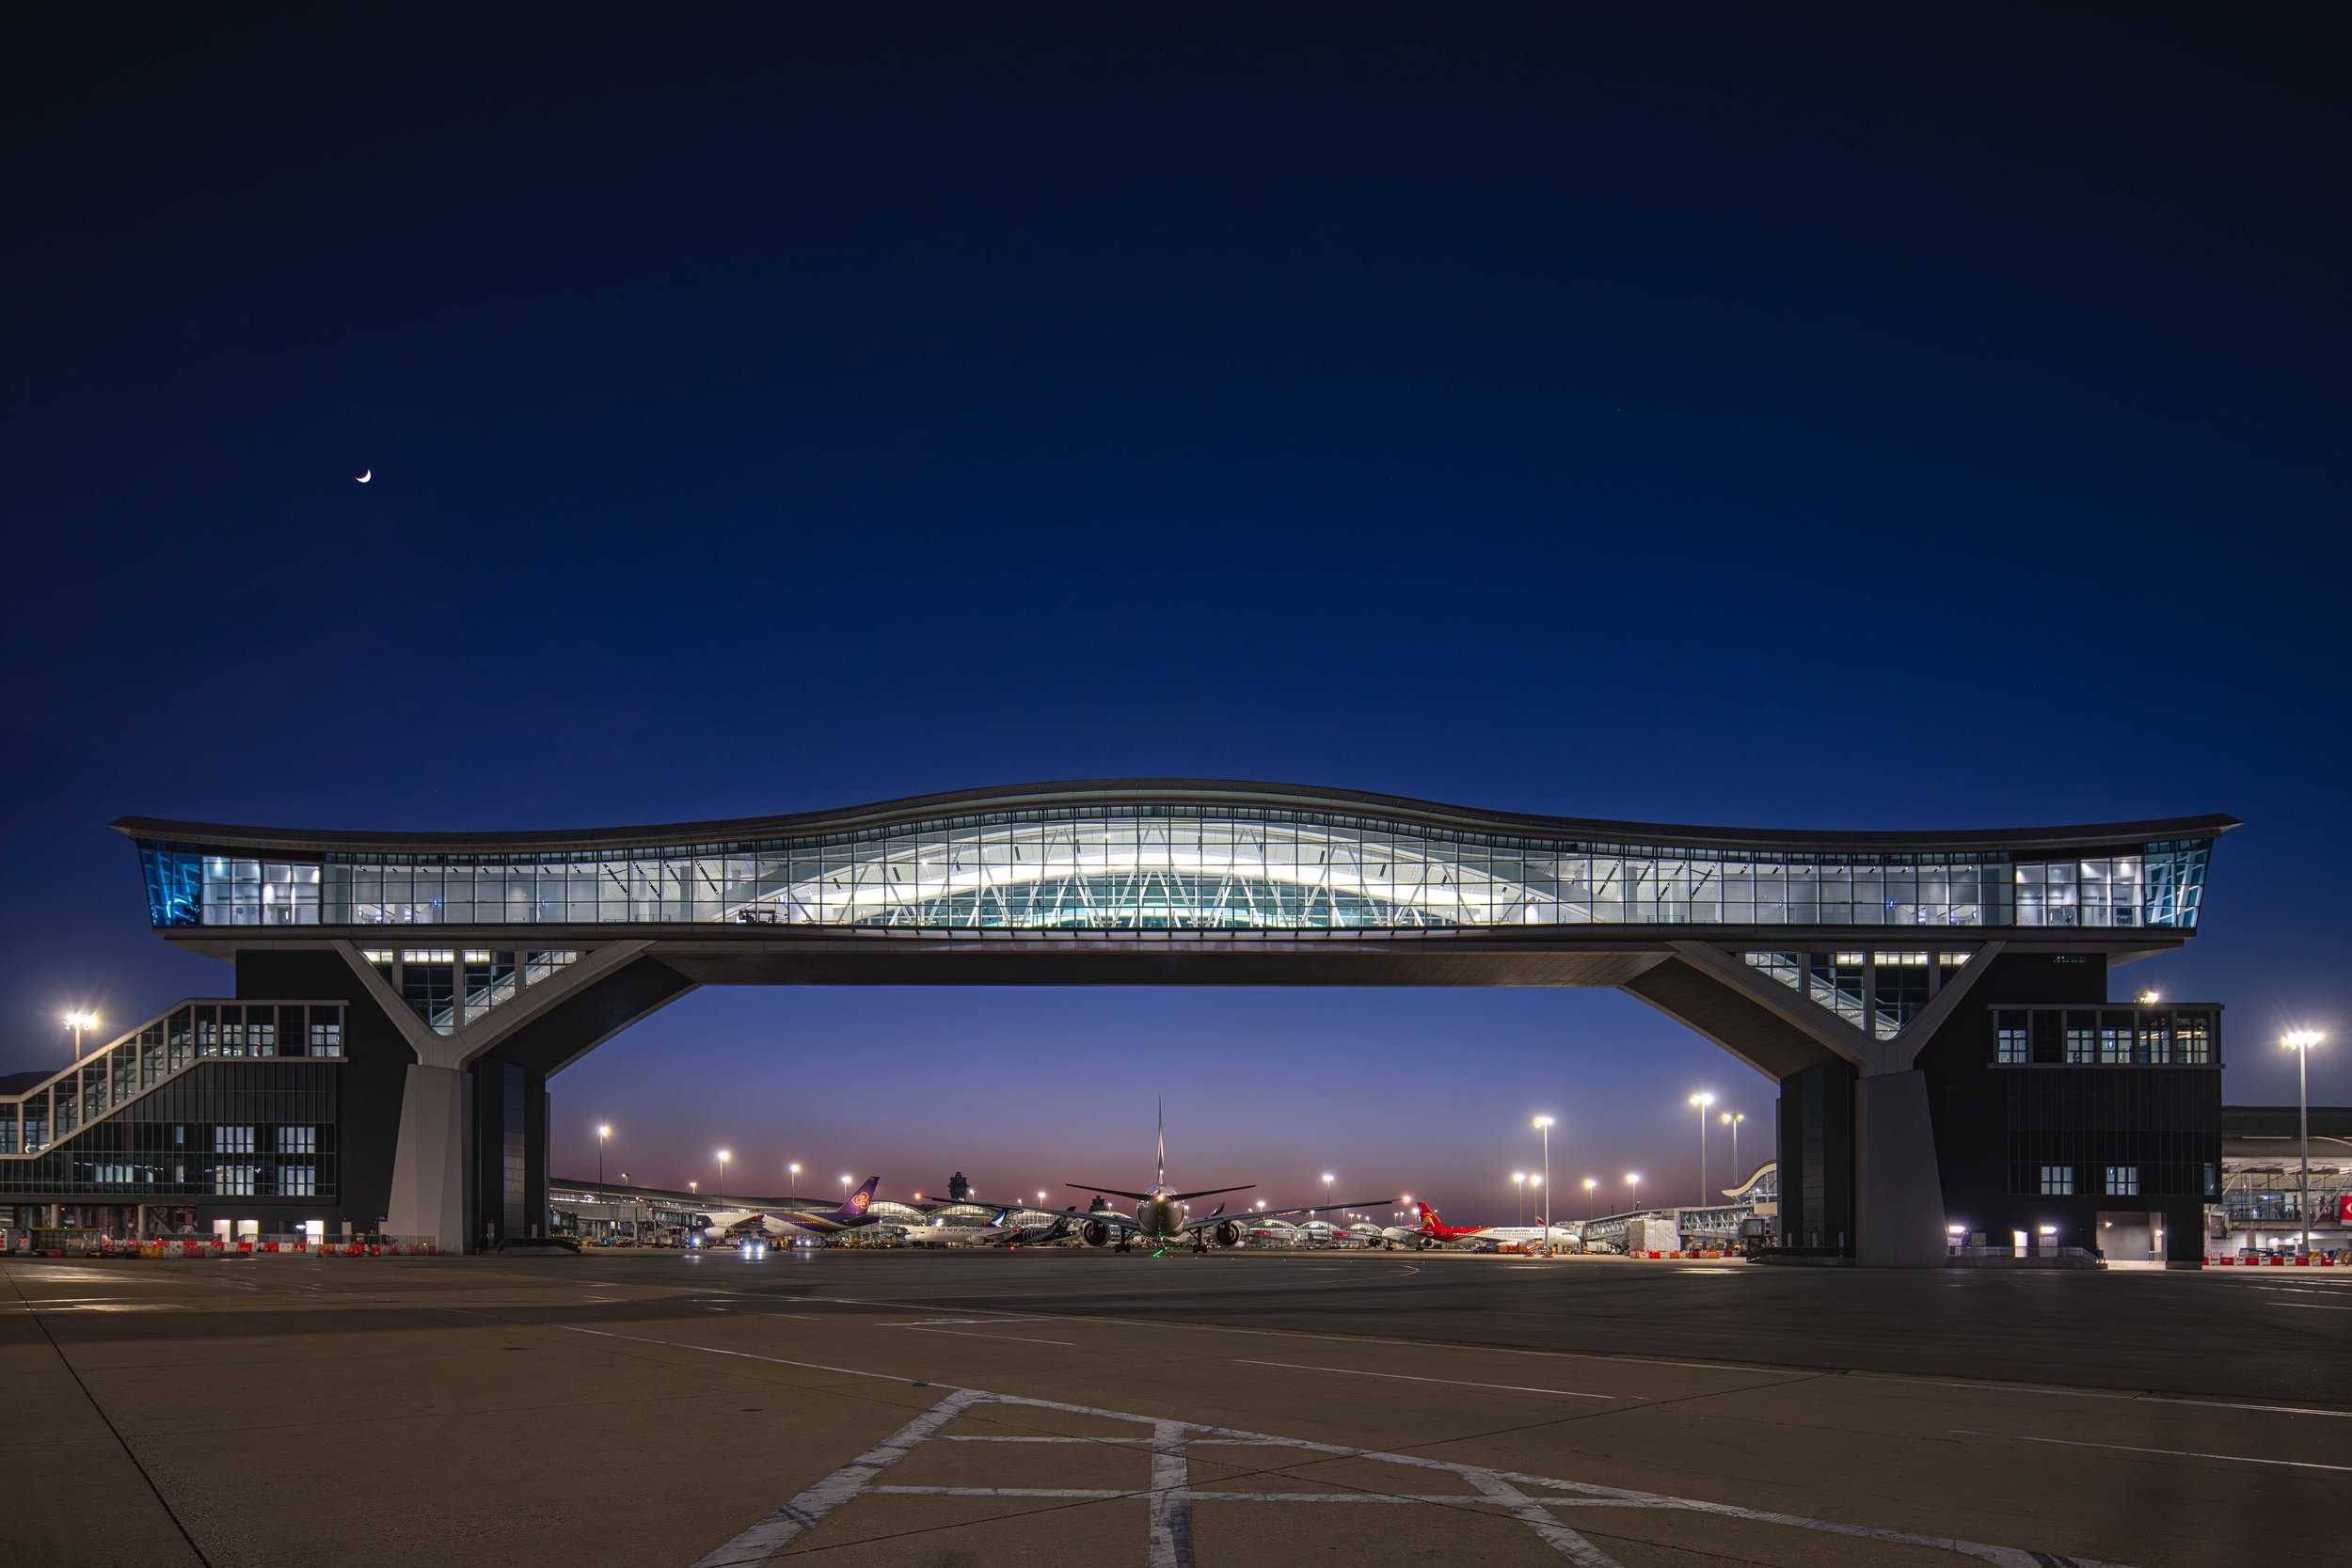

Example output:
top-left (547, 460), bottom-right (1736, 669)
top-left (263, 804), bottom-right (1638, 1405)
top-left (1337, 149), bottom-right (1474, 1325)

top-left (356, 470), bottom-right (372, 483)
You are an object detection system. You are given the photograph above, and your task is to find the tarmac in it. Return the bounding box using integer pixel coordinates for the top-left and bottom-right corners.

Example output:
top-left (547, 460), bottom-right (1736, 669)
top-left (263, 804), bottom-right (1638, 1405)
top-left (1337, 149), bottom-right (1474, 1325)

top-left (4, 1247), bottom-right (2347, 1568)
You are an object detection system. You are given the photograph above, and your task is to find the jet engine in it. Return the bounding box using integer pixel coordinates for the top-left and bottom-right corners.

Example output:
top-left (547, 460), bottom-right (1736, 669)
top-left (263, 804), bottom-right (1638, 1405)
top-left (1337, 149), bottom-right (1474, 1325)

top-left (1213, 1220), bottom-right (1245, 1248)
top-left (1081, 1218), bottom-right (1113, 1248)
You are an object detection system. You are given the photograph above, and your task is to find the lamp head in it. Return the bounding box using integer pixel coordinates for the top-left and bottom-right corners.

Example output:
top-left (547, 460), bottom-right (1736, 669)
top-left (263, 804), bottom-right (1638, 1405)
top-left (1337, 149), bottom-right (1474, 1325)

top-left (2282, 1030), bottom-right (2324, 1051)
top-left (1533, 1115), bottom-right (1555, 1129)
top-left (1689, 1091), bottom-right (1714, 1109)
top-left (597, 1124), bottom-right (611, 1138)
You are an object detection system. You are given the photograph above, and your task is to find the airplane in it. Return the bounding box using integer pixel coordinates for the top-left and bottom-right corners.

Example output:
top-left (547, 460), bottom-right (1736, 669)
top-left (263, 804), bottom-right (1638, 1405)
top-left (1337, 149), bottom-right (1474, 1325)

top-left (904, 1207), bottom-right (1021, 1246)
top-left (988, 1210), bottom-right (1077, 1247)
top-left (697, 1177), bottom-right (882, 1247)
top-left (1379, 1200), bottom-right (1572, 1252)
top-left (1041, 1103), bottom-right (1396, 1253)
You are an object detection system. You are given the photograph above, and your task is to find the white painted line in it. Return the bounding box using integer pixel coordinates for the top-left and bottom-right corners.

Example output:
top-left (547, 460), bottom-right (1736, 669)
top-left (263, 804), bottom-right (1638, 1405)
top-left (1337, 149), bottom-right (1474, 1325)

top-left (907, 1325), bottom-right (1079, 1347)
top-left (549, 1323), bottom-right (947, 1387)
top-left (1148, 1419), bottom-right (1193, 1568)
top-left (2265, 1302), bottom-right (2352, 1310)
top-left (1952, 1430), bottom-right (2352, 1474)
top-left (2140, 1395), bottom-right (2352, 1419)
top-left (881, 1316), bottom-right (1059, 1326)
top-left (1464, 1466), bottom-right (1622, 1565)
top-left (866, 1485), bottom-right (1521, 1503)
top-left (1235, 1359), bottom-right (1615, 1400)
top-left (1855, 1370), bottom-right (2352, 1421)
top-left (937, 1434), bottom-right (1153, 1444)
top-left (691, 1388), bottom-right (983, 1568)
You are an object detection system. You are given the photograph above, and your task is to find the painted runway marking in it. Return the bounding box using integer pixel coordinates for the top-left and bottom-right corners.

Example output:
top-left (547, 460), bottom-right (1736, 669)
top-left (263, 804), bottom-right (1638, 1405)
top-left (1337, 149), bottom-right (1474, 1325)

top-left (2265, 1301), bottom-right (2352, 1310)
top-left (1235, 1358), bottom-right (1617, 1400)
top-left (689, 1384), bottom-right (2138, 1568)
top-left (1952, 1430), bottom-right (2352, 1474)
top-left (906, 1325), bottom-right (1079, 1347)
top-left (2137, 1395), bottom-right (2352, 1419)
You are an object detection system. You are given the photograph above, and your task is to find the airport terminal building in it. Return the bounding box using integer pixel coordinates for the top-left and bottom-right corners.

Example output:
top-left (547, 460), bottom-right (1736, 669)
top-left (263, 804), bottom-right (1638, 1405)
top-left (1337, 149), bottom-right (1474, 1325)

top-left (0, 781), bottom-right (2244, 1265)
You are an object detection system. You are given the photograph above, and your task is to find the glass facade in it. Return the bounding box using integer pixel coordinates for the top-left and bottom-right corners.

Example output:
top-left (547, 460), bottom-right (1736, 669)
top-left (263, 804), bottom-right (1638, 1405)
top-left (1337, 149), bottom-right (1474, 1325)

top-left (1988, 1005), bottom-right (2218, 1069)
top-left (360, 947), bottom-right (577, 1036)
top-left (135, 810), bottom-right (2217, 933)
top-left (1747, 948), bottom-right (1975, 1038)
top-left (0, 1000), bottom-right (345, 1164)
top-left (0, 1060), bottom-right (339, 1200)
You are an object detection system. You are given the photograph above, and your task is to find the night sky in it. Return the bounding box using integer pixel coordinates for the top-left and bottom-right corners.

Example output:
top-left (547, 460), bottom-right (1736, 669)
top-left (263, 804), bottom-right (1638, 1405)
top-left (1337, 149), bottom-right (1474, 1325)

top-left (5, 10), bottom-right (2346, 1222)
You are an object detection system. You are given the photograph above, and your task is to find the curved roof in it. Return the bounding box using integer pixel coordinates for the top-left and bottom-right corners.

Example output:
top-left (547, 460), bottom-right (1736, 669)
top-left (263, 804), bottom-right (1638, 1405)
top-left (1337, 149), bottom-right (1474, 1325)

top-left (112, 780), bottom-right (2239, 858)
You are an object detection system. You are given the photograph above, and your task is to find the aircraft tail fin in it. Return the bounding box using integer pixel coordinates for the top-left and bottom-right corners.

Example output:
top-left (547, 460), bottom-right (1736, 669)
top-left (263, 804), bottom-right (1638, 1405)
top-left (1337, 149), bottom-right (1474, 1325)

top-left (830, 1177), bottom-right (880, 1226)
top-left (1417, 1201), bottom-right (1441, 1232)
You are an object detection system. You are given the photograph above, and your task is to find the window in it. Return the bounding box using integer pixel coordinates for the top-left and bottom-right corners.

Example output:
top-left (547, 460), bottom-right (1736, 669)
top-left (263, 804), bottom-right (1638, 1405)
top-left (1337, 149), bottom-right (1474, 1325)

top-left (402, 958), bottom-right (458, 1035)
top-left (277, 1126), bottom-right (317, 1154)
top-left (2065, 1026), bottom-right (2096, 1065)
top-left (218, 1164), bottom-right (256, 1196)
top-left (218, 1125), bottom-right (255, 1154)
top-left (2040, 1164), bottom-right (2074, 1196)
top-left (278, 1164), bottom-right (316, 1197)
top-left (310, 1019), bottom-right (342, 1056)
top-left (2099, 1025), bottom-right (2132, 1065)
top-left (1996, 1026), bottom-right (2028, 1065)
top-left (2105, 1165), bottom-right (2139, 1196)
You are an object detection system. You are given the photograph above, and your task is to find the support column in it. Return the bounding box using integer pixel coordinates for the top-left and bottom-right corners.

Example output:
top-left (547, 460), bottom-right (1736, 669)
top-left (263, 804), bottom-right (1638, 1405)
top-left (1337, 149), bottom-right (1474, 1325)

top-left (385, 1064), bottom-right (468, 1252)
top-left (1853, 1070), bottom-right (1948, 1267)
top-left (1776, 1062), bottom-right (1853, 1252)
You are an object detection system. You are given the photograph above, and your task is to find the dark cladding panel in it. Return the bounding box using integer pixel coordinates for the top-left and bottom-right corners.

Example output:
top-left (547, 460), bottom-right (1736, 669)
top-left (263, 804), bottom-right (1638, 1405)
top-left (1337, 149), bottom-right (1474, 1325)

top-left (233, 950), bottom-right (416, 1232)
top-left (1778, 1061), bottom-right (1854, 1252)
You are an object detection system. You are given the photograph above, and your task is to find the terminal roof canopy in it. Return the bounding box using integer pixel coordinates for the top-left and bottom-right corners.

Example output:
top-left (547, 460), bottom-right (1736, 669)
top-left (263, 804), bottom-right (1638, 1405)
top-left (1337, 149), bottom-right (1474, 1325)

top-left (114, 780), bottom-right (2237, 935)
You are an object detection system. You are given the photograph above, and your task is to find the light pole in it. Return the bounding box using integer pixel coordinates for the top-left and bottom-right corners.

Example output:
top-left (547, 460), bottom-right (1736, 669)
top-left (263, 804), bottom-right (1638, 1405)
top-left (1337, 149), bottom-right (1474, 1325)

top-left (1323, 1173), bottom-right (1335, 1211)
top-left (1533, 1117), bottom-right (1554, 1255)
top-left (1627, 1172), bottom-right (1640, 1212)
top-left (1513, 1172), bottom-right (1526, 1225)
top-left (596, 1125), bottom-right (611, 1206)
top-left (1689, 1092), bottom-right (1714, 1202)
top-left (2283, 1031), bottom-right (2324, 1259)
top-left (1720, 1111), bottom-right (1743, 1185)
top-left (1583, 1177), bottom-right (1597, 1222)
top-left (63, 1010), bottom-right (100, 1063)
top-left (715, 1150), bottom-right (730, 1211)
top-left (788, 1161), bottom-right (801, 1194)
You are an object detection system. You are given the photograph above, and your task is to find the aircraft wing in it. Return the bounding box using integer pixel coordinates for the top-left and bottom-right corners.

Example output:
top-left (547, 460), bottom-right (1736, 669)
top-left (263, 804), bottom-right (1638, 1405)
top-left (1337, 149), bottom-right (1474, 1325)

top-left (1029, 1205), bottom-right (1140, 1230)
top-left (1181, 1197), bottom-right (1396, 1231)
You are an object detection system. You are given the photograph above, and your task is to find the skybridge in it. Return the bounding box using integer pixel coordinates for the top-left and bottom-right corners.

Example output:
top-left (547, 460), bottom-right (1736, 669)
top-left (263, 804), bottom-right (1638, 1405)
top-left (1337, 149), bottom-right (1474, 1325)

top-left (3, 782), bottom-right (2236, 1264)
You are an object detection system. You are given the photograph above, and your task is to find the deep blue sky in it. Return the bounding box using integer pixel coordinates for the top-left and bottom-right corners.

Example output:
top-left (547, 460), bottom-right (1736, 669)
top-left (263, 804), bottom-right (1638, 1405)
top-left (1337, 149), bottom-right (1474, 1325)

top-left (4, 9), bottom-right (2346, 1221)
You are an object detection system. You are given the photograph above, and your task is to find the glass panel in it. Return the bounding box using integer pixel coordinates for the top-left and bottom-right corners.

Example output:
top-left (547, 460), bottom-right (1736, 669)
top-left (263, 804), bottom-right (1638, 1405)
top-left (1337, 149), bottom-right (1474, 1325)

top-left (141, 817), bottom-right (2217, 935)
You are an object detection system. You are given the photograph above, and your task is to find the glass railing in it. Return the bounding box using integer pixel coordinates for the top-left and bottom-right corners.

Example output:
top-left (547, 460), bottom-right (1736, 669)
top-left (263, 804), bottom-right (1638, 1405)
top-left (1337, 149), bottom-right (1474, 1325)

top-left (0, 999), bottom-right (346, 1156)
